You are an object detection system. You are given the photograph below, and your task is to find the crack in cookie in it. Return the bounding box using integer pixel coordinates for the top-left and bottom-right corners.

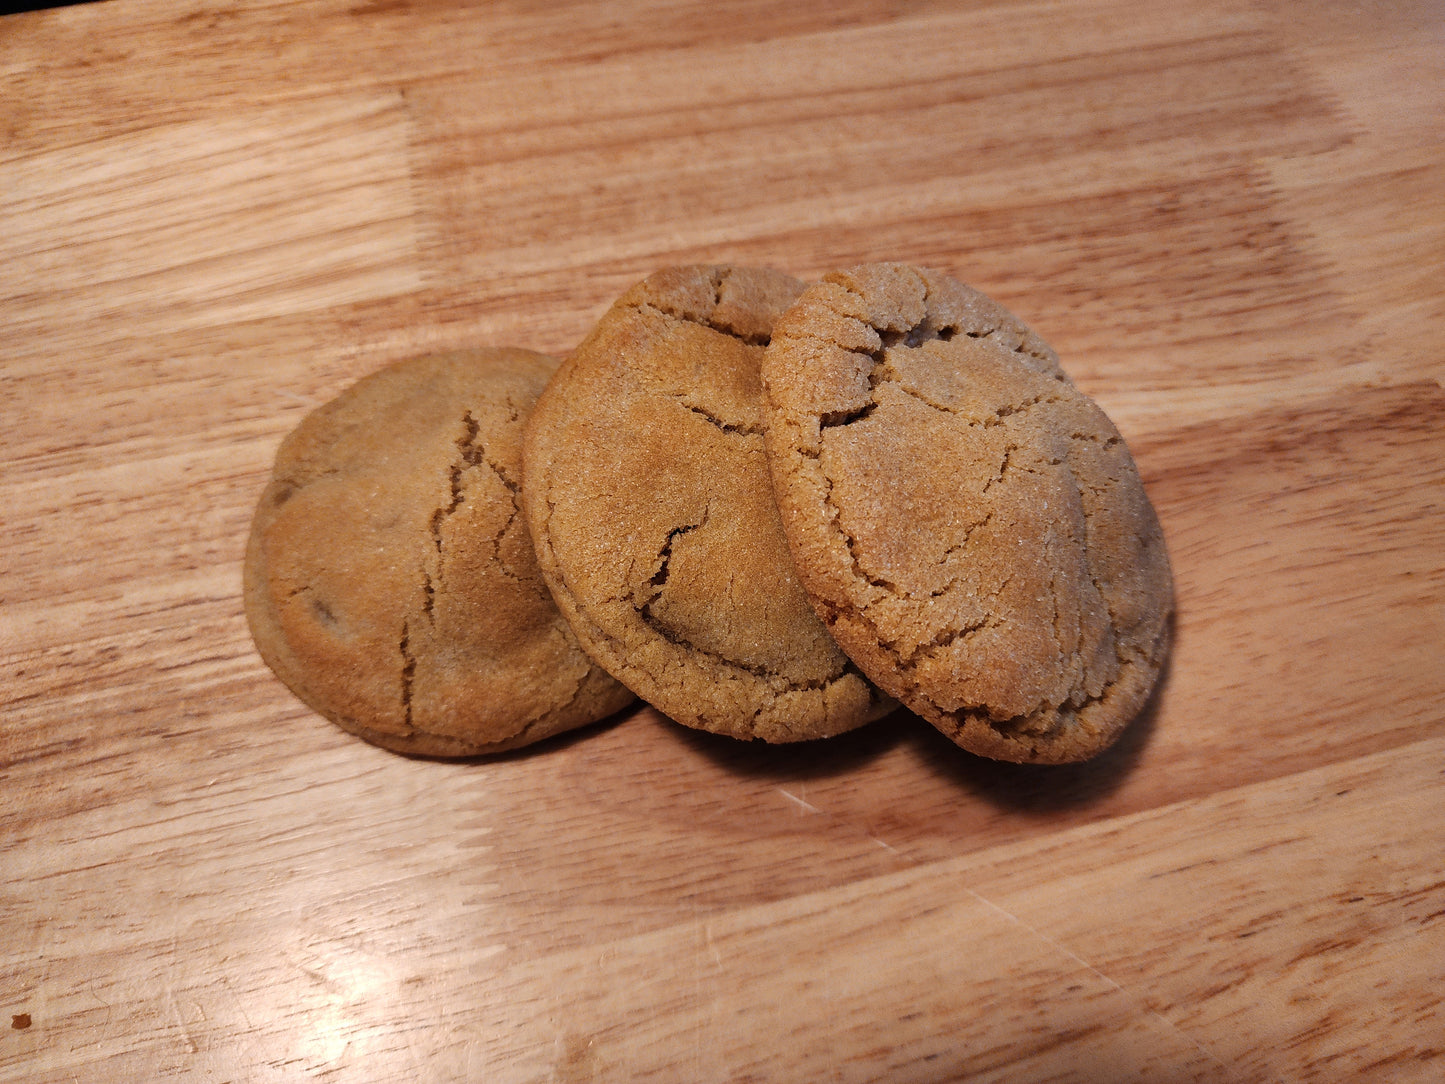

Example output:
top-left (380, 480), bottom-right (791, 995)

top-left (631, 266), bottom-right (775, 349)
top-left (398, 619), bottom-right (416, 733)
top-left (672, 395), bottom-right (766, 436)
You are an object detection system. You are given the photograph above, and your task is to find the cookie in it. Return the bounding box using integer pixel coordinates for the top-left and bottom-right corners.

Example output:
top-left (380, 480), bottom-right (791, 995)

top-left (522, 266), bottom-right (893, 742)
top-left (244, 348), bottom-right (635, 756)
top-left (761, 264), bottom-right (1173, 763)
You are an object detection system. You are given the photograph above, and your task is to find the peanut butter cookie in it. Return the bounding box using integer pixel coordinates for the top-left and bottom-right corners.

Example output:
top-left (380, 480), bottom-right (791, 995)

top-left (761, 264), bottom-right (1172, 763)
top-left (522, 266), bottom-right (892, 742)
top-left (244, 349), bottom-right (635, 756)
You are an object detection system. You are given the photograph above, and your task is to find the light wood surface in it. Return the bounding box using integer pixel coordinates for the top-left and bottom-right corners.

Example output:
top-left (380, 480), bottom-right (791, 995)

top-left (3, 1), bottom-right (1442, 1079)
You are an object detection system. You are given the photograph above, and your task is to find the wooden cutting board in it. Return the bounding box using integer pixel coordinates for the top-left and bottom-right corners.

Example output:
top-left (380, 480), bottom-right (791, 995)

top-left (3, 0), bottom-right (1442, 1079)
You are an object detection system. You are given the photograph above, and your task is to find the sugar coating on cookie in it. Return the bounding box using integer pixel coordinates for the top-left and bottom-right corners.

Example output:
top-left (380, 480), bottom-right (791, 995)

top-left (522, 266), bottom-right (893, 742)
top-left (244, 349), bottom-right (635, 756)
top-left (761, 264), bottom-right (1173, 763)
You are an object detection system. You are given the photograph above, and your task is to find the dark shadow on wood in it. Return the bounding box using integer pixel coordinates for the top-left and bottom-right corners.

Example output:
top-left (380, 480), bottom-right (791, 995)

top-left (663, 610), bottom-right (1174, 812)
top-left (656, 705), bottom-right (914, 782)
top-left (909, 628), bottom-right (1172, 813)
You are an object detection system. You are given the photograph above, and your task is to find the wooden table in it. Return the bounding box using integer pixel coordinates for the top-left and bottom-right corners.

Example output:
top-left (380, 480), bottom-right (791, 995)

top-left (3, 1), bottom-right (1442, 1079)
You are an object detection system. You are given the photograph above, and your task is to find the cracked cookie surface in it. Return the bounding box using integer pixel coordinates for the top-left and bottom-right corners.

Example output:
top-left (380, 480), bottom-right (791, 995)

top-left (244, 348), bottom-right (634, 756)
top-left (522, 266), bottom-right (893, 741)
top-left (761, 264), bottom-right (1173, 763)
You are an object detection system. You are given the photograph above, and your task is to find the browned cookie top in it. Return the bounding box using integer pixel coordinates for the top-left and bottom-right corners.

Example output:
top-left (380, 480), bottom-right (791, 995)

top-left (522, 266), bottom-right (892, 742)
top-left (244, 348), bottom-right (635, 756)
top-left (761, 264), bottom-right (1173, 763)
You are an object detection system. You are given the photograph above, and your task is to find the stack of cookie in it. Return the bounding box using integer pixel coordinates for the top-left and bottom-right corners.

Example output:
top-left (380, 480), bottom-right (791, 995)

top-left (245, 264), bottom-right (1173, 764)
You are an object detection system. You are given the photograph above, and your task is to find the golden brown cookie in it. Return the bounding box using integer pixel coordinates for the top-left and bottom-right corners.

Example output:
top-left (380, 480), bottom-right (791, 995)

top-left (244, 349), bottom-right (635, 756)
top-left (761, 264), bottom-right (1173, 763)
top-left (522, 266), bottom-right (893, 742)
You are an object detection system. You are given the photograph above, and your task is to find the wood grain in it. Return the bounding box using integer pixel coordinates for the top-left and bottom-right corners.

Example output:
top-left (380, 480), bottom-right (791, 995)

top-left (2, 0), bottom-right (1442, 1080)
